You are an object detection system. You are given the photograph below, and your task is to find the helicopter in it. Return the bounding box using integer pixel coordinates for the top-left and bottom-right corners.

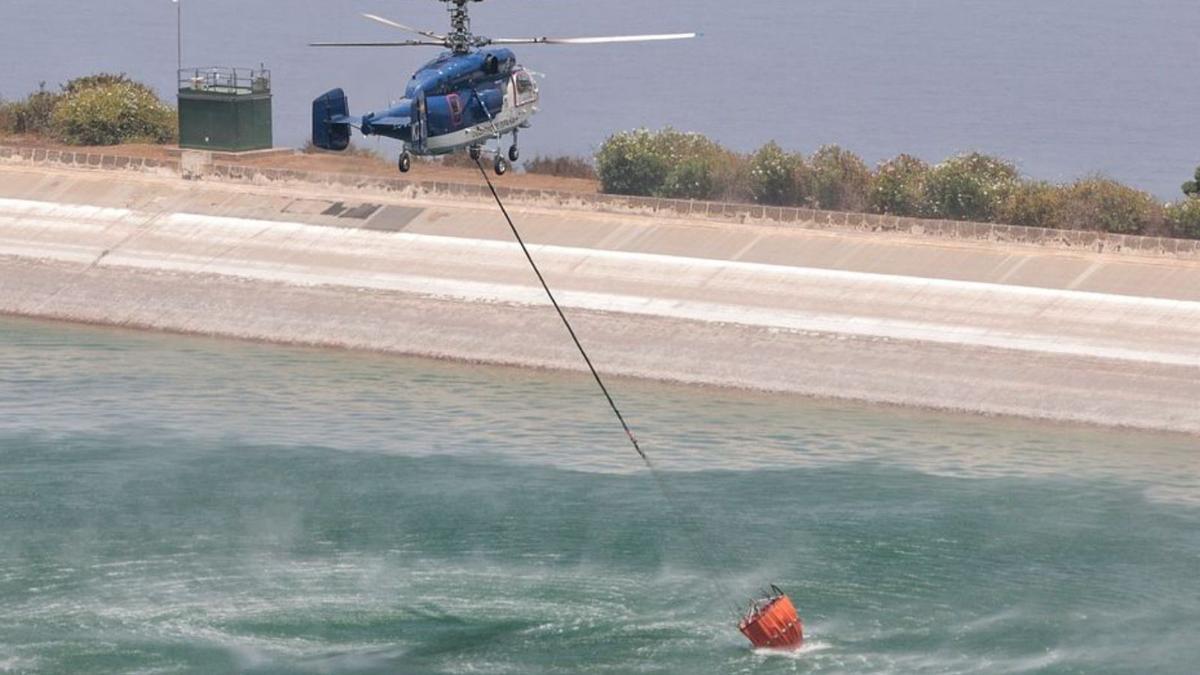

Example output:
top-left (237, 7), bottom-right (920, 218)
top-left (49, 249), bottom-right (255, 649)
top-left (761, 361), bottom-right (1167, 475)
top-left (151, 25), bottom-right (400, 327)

top-left (310, 0), bottom-right (695, 175)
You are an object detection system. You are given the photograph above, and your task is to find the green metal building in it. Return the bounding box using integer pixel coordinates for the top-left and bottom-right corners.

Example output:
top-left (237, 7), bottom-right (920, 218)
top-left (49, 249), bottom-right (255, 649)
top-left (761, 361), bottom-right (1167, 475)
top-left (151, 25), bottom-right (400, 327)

top-left (178, 67), bottom-right (273, 152)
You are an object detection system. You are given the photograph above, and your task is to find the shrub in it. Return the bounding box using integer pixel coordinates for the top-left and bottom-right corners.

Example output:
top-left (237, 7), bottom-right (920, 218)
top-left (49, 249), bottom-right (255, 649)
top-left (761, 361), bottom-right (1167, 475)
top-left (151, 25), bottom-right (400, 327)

top-left (809, 145), bottom-right (871, 211)
top-left (998, 181), bottom-right (1067, 229)
top-left (1166, 199), bottom-right (1200, 239)
top-left (655, 129), bottom-right (723, 165)
top-left (595, 128), bottom-right (671, 196)
top-left (1058, 176), bottom-right (1163, 235)
top-left (1, 83), bottom-right (61, 135)
top-left (649, 129), bottom-right (725, 199)
top-left (869, 154), bottom-right (929, 216)
top-left (749, 141), bottom-right (806, 206)
top-left (709, 153), bottom-right (754, 203)
top-left (922, 152), bottom-right (1018, 221)
top-left (1183, 165), bottom-right (1199, 198)
top-left (595, 128), bottom-right (726, 198)
top-left (660, 157), bottom-right (714, 200)
top-left (61, 73), bottom-right (150, 96)
top-left (523, 155), bottom-right (597, 180)
top-left (52, 81), bottom-right (176, 145)
top-left (0, 98), bottom-right (13, 134)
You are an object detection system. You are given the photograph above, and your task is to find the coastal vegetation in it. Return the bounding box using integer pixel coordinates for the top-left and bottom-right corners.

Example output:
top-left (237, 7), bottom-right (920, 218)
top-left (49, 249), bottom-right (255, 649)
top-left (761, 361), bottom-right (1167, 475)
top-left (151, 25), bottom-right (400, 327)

top-left (595, 128), bottom-right (1200, 240)
top-left (3, 73), bottom-right (1197, 240)
top-left (0, 74), bottom-right (176, 145)
top-left (522, 155), bottom-right (597, 180)
top-left (1168, 190), bottom-right (1200, 238)
top-left (1183, 166), bottom-right (1199, 198)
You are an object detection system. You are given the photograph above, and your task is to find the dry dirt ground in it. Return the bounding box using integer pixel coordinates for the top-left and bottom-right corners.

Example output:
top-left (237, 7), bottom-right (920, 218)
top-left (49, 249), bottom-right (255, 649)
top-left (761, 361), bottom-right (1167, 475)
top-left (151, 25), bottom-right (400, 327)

top-left (0, 135), bottom-right (600, 193)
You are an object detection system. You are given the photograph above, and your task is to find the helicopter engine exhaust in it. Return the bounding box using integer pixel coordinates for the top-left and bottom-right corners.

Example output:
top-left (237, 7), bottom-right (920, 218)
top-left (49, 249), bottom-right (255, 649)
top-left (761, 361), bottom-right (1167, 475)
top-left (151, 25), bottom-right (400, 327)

top-left (312, 88), bottom-right (352, 151)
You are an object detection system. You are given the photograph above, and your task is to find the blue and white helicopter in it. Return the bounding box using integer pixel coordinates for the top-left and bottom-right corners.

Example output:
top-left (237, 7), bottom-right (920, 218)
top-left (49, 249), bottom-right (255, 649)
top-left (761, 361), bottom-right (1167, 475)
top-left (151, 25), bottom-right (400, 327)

top-left (310, 0), bottom-right (695, 175)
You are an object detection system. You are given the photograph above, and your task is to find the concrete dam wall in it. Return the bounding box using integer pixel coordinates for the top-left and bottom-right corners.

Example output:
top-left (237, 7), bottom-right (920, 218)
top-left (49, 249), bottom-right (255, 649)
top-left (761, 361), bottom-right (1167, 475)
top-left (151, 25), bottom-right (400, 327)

top-left (2, 160), bottom-right (1200, 434)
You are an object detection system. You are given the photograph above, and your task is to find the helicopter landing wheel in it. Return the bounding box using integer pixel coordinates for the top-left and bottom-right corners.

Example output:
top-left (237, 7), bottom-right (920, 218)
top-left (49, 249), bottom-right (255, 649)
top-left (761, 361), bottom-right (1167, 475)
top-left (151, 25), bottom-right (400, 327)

top-left (508, 145), bottom-right (520, 162)
top-left (469, 145), bottom-right (482, 161)
top-left (398, 151), bottom-right (412, 173)
top-left (494, 156), bottom-right (510, 176)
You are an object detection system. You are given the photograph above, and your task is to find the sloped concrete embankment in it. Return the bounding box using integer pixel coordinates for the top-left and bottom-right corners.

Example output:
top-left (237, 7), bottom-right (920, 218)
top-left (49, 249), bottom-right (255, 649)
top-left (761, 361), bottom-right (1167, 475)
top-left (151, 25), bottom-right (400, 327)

top-left (2, 163), bottom-right (1200, 434)
top-left (5, 142), bottom-right (1200, 260)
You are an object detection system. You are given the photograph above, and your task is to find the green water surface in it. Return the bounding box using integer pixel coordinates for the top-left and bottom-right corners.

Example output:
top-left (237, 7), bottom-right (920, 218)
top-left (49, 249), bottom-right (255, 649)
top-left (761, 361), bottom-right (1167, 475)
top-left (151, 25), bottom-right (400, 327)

top-left (1, 317), bottom-right (1198, 674)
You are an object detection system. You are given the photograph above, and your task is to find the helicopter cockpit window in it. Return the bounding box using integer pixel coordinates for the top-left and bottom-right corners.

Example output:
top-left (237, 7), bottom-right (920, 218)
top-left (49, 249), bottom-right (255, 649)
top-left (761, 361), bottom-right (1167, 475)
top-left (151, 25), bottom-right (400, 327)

top-left (514, 71), bottom-right (536, 105)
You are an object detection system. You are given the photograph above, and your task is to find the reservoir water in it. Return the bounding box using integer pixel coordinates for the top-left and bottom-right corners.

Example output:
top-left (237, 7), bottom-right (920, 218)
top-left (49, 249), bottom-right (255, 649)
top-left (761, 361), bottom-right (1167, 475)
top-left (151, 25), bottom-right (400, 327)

top-left (1, 0), bottom-right (1198, 198)
top-left (2, 316), bottom-right (1198, 673)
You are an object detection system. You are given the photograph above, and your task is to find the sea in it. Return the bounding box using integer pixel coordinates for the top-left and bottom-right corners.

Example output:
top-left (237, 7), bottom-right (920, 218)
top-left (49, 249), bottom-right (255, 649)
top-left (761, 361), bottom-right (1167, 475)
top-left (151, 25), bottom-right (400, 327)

top-left (0, 0), bottom-right (1197, 198)
top-left (1, 316), bottom-right (1198, 673)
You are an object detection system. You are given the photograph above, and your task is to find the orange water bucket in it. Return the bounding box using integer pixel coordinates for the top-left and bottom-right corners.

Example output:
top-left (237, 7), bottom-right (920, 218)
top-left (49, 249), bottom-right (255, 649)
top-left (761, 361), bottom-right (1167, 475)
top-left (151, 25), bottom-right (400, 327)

top-left (737, 585), bottom-right (804, 649)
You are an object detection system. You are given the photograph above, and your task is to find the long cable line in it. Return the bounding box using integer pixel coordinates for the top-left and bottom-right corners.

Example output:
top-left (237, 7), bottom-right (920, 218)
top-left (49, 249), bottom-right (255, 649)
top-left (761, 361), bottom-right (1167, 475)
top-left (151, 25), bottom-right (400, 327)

top-left (473, 158), bottom-right (742, 617)
top-left (473, 158), bottom-right (648, 465)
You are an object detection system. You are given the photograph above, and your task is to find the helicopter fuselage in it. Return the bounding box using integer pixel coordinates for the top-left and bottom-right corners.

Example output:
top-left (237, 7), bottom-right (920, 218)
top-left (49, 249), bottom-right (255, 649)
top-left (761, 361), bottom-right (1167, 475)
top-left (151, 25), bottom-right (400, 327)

top-left (310, 1), bottom-right (691, 174)
top-left (312, 47), bottom-right (539, 168)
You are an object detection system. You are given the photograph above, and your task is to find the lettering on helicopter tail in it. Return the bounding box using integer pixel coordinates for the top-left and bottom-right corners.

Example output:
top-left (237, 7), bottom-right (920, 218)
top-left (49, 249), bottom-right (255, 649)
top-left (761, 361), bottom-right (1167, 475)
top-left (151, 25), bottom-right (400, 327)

top-left (312, 88), bottom-right (351, 151)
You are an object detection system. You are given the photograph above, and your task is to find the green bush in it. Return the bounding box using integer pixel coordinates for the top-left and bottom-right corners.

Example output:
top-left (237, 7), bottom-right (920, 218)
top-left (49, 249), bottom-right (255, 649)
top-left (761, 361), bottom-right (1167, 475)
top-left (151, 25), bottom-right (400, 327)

top-left (809, 145), bottom-right (871, 211)
top-left (523, 155), bottom-right (597, 180)
top-left (0, 98), bottom-right (12, 134)
top-left (588, 131), bottom-right (1194, 241)
top-left (0, 83), bottom-right (61, 135)
top-left (595, 128), bottom-right (671, 196)
top-left (62, 73), bottom-right (150, 96)
top-left (660, 157), bottom-right (715, 200)
top-left (749, 141), bottom-right (806, 206)
top-left (1058, 176), bottom-right (1163, 235)
top-left (1183, 165), bottom-right (1199, 198)
top-left (1, 76), bottom-right (157, 139)
top-left (708, 153), bottom-right (754, 203)
top-left (52, 81), bottom-right (176, 145)
top-left (869, 154), bottom-right (929, 216)
top-left (998, 181), bottom-right (1067, 229)
top-left (650, 130), bottom-right (724, 199)
top-left (922, 152), bottom-right (1018, 221)
top-left (595, 128), bottom-right (727, 199)
top-left (1166, 199), bottom-right (1200, 239)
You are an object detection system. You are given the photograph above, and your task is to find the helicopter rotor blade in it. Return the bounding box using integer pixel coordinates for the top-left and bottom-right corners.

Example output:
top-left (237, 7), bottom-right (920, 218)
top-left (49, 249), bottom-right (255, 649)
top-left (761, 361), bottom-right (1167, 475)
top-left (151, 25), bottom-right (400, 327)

top-left (487, 32), bottom-right (697, 46)
top-left (361, 13), bottom-right (446, 41)
top-left (310, 40), bottom-right (446, 47)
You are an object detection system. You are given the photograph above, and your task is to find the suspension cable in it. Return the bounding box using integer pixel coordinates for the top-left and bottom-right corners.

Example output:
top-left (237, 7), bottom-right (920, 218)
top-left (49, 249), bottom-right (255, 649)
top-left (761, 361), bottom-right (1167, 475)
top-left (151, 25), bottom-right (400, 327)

top-left (473, 159), bottom-right (750, 619)
top-left (473, 158), bottom-right (649, 465)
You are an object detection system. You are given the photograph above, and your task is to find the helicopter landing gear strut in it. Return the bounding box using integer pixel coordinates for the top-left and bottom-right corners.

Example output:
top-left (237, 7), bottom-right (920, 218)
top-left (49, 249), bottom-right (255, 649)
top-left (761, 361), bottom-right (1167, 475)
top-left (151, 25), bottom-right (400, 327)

top-left (508, 129), bottom-right (520, 163)
top-left (469, 143), bottom-right (509, 176)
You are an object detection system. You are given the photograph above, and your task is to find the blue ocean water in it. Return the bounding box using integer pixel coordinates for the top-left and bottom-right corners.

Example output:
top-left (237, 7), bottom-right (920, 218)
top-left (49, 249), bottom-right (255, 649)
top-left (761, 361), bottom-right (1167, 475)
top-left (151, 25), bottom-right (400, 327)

top-left (1, 0), bottom-right (1197, 198)
top-left (1, 316), bottom-right (1198, 673)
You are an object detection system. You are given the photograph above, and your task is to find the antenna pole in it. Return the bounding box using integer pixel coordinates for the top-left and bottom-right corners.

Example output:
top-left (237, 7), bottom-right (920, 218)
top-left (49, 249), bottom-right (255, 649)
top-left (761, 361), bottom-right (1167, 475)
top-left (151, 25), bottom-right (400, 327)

top-left (174, 0), bottom-right (182, 72)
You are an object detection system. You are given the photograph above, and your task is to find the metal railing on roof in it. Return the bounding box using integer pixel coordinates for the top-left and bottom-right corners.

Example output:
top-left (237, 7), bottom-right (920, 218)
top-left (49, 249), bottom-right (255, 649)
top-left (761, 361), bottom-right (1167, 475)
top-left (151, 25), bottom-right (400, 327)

top-left (178, 67), bottom-right (271, 95)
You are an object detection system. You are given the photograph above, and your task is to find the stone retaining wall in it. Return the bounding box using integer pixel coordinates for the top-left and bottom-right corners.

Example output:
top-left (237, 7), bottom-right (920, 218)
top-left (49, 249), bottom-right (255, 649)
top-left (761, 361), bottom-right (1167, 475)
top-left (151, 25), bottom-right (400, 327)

top-left (3, 143), bottom-right (1197, 260)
